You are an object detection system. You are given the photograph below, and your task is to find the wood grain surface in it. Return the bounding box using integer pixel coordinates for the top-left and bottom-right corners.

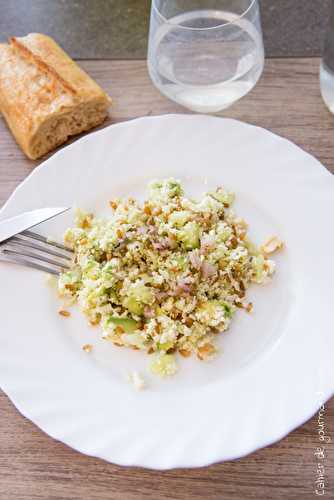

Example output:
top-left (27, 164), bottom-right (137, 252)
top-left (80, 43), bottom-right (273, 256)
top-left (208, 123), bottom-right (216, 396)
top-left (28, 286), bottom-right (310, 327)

top-left (0, 58), bottom-right (333, 500)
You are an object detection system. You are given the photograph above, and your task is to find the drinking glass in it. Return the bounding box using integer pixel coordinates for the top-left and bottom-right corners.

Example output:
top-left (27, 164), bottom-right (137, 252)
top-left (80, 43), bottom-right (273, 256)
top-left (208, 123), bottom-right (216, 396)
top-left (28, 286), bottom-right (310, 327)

top-left (147, 0), bottom-right (264, 113)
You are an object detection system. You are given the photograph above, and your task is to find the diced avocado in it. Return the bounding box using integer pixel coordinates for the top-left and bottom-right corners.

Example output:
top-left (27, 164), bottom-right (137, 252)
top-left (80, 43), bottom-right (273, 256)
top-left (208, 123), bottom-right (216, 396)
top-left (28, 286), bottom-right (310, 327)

top-left (150, 353), bottom-right (177, 377)
top-left (157, 341), bottom-right (174, 352)
top-left (107, 316), bottom-right (140, 333)
top-left (209, 189), bottom-right (235, 206)
top-left (82, 259), bottom-right (100, 279)
top-left (168, 210), bottom-right (191, 228)
top-left (127, 283), bottom-right (154, 305)
top-left (179, 222), bottom-right (200, 250)
top-left (123, 296), bottom-right (144, 316)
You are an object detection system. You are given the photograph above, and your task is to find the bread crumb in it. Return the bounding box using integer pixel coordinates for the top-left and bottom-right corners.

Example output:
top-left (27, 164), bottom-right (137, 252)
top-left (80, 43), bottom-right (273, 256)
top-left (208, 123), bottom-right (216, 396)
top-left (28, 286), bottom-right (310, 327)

top-left (82, 344), bottom-right (93, 353)
top-left (246, 302), bottom-right (253, 313)
top-left (197, 343), bottom-right (216, 360)
top-left (58, 309), bottom-right (71, 317)
top-left (260, 236), bottom-right (284, 255)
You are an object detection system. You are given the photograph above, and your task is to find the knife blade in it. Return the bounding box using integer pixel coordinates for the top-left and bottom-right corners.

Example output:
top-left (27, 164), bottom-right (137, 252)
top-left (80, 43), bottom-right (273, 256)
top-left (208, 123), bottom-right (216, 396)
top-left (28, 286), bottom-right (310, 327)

top-left (0, 207), bottom-right (70, 243)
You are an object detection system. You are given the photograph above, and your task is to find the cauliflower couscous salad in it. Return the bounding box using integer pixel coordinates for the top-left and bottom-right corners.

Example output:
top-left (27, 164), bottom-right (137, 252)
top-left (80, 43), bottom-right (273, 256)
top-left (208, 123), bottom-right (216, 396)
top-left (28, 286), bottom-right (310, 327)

top-left (58, 179), bottom-right (283, 379)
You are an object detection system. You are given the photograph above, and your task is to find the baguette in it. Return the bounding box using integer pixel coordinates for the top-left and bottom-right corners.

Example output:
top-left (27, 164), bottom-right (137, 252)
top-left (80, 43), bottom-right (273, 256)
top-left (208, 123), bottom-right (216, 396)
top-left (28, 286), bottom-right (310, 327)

top-left (0, 33), bottom-right (111, 160)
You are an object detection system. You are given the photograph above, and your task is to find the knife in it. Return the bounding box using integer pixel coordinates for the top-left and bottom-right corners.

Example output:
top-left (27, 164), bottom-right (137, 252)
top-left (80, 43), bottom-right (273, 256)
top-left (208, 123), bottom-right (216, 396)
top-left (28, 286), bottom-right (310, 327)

top-left (0, 207), bottom-right (70, 243)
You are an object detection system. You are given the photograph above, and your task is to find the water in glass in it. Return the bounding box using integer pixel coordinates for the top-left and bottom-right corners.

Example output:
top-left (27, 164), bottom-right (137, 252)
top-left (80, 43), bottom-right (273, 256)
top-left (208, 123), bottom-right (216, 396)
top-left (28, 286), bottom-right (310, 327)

top-left (148, 1), bottom-right (264, 113)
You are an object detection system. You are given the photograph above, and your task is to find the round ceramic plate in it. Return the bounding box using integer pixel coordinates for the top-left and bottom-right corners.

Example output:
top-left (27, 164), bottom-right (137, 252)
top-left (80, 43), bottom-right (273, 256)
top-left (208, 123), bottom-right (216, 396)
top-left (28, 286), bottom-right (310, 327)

top-left (0, 115), bottom-right (333, 469)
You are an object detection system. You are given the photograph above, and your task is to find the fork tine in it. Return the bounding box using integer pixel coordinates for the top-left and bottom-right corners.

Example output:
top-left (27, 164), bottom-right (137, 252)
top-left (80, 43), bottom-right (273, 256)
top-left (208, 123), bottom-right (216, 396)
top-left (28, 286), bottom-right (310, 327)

top-left (7, 236), bottom-right (73, 260)
top-left (0, 254), bottom-right (61, 275)
top-left (2, 247), bottom-right (71, 270)
top-left (21, 230), bottom-right (73, 253)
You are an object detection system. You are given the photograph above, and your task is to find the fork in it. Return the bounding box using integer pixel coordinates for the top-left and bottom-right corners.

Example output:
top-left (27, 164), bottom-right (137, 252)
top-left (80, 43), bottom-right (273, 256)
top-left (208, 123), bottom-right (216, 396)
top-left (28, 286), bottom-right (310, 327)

top-left (0, 230), bottom-right (73, 275)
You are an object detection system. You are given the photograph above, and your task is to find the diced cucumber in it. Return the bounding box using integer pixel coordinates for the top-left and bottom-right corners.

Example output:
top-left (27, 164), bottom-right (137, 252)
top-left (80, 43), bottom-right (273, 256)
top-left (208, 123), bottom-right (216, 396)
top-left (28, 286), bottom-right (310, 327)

top-left (179, 222), bottom-right (200, 250)
top-left (157, 341), bottom-right (174, 352)
top-left (107, 316), bottom-right (140, 333)
top-left (150, 353), bottom-right (177, 377)
top-left (123, 296), bottom-right (144, 316)
top-left (168, 210), bottom-right (191, 228)
top-left (127, 283), bottom-right (154, 305)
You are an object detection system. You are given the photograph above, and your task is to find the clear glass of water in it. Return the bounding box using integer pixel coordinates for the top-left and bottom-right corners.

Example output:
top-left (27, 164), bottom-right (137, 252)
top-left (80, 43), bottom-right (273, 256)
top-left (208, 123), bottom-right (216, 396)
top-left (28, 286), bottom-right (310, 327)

top-left (147, 0), bottom-right (264, 113)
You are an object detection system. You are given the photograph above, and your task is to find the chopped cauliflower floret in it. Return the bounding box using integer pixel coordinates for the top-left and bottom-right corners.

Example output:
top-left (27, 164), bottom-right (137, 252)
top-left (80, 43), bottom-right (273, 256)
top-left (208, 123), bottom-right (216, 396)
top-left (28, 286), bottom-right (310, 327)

top-left (128, 371), bottom-right (145, 390)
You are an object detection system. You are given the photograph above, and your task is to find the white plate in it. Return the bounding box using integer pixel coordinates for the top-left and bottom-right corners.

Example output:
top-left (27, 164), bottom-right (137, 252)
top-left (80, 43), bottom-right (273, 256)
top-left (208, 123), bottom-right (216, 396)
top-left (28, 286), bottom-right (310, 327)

top-left (0, 115), bottom-right (333, 469)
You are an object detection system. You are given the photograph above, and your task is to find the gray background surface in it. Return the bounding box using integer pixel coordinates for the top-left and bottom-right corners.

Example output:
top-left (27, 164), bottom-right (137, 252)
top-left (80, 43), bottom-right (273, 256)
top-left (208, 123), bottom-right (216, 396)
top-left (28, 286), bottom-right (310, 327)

top-left (0, 0), bottom-right (331, 59)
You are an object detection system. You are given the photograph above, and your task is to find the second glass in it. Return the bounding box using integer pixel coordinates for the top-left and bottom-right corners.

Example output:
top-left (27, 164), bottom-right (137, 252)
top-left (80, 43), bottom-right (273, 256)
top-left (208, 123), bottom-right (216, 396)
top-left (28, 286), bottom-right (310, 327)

top-left (148, 0), bottom-right (264, 113)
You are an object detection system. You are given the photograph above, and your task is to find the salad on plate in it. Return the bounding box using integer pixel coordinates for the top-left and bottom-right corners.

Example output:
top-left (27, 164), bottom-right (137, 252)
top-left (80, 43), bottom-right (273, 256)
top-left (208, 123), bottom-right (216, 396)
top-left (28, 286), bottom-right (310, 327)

top-left (58, 179), bottom-right (282, 377)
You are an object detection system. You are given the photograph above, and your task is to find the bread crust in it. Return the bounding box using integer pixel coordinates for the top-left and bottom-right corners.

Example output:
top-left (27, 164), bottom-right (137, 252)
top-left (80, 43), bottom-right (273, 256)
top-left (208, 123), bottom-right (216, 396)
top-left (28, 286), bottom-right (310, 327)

top-left (0, 34), bottom-right (111, 159)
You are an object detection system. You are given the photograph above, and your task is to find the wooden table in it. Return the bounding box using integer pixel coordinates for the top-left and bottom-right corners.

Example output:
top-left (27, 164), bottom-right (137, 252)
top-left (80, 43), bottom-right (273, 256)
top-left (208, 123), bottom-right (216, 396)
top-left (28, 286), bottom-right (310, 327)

top-left (0, 58), bottom-right (333, 500)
